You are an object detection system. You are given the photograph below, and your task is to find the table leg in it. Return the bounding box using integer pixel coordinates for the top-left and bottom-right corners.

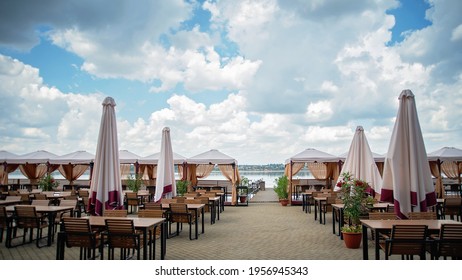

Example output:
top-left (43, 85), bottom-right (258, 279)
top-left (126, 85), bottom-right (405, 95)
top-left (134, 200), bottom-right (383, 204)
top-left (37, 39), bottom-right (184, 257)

top-left (201, 207), bottom-right (205, 234)
top-left (46, 212), bottom-right (57, 246)
top-left (332, 208), bottom-right (336, 234)
top-left (362, 224), bottom-right (368, 260)
top-left (161, 221), bottom-right (166, 260)
top-left (314, 200), bottom-right (318, 221)
top-left (374, 229), bottom-right (380, 260)
top-left (339, 209), bottom-right (344, 240)
top-left (56, 231), bottom-right (65, 260)
top-left (142, 228), bottom-right (148, 260)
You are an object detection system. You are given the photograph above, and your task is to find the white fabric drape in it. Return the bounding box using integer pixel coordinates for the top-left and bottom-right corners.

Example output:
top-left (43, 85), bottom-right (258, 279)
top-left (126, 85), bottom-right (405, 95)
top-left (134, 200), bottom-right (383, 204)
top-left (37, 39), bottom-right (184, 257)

top-left (89, 97), bottom-right (124, 215)
top-left (380, 90), bottom-right (436, 218)
top-left (154, 127), bottom-right (176, 202)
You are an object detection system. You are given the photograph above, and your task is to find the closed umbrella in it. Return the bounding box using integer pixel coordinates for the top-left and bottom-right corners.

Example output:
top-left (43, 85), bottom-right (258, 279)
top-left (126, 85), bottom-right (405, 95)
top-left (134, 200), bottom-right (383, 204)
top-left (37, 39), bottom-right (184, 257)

top-left (154, 127), bottom-right (176, 202)
top-left (380, 90), bottom-right (437, 218)
top-left (89, 97), bottom-right (124, 215)
top-left (335, 126), bottom-right (382, 196)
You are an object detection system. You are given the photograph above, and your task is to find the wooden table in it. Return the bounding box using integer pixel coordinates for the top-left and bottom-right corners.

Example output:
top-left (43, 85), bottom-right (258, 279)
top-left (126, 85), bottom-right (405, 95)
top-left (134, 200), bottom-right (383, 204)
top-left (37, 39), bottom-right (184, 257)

top-left (56, 216), bottom-right (166, 260)
top-left (360, 219), bottom-right (462, 260)
top-left (0, 198), bottom-right (22, 206)
top-left (162, 203), bottom-right (205, 240)
top-left (6, 205), bottom-right (75, 247)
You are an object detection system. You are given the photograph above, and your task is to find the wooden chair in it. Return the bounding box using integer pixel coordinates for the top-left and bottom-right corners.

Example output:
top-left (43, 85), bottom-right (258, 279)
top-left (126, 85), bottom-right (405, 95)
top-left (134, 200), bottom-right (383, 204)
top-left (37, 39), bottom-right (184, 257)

top-left (408, 211), bottom-right (437, 220)
top-left (62, 217), bottom-right (101, 259)
top-left (173, 196), bottom-right (186, 203)
top-left (103, 210), bottom-right (127, 217)
top-left (386, 204), bottom-right (395, 213)
top-left (368, 212), bottom-right (397, 241)
top-left (379, 224), bottom-right (428, 260)
top-left (78, 190), bottom-right (90, 214)
top-left (31, 200), bottom-right (50, 206)
top-left (430, 223), bottom-right (462, 260)
top-left (184, 192), bottom-right (199, 198)
top-left (442, 197), bottom-right (462, 221)
top-left (143, 202), bottom-right (163, 210)
top-left (55, 200), bottom-right (79, 233)
top-left (168, 203), bottom-right (196, 240)
top-left (104, 219), bottom-right (144, 260)
top-left (19, 193), bottom-right (31, 205)
top-left (13, 206), bottom-right (48, 248)
top-left (126, 192), bottom-right (142, 214)
top-left (34, 193), bottom-right (47, 200)
top-left (369, 212), bottom-right (397, 220)
top-left (194, 196), bottom-right (210, 213)
top-left (0, 206), bottom-right (15, 246)
top-left (138, 209), bottom-right (164, 259)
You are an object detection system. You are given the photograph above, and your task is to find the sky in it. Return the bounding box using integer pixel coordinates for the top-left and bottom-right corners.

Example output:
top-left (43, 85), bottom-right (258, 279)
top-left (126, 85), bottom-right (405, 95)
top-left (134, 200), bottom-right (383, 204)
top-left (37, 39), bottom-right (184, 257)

top-left (0, 0), bottom-right (461, 165)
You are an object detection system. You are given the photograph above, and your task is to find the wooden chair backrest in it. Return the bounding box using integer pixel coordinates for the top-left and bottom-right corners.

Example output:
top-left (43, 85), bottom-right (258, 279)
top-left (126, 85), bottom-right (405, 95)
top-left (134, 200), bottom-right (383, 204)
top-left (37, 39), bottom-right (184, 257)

top-left (103, 210), bottom-right (127, 217)
top-left (369, 212), bottom-right (397, 220)
top-left (408, 211), bottom-right (437, 220)
top-left (138, 209), bottom-right (164, 218)
top-left (31, 200), bottom-right (50, 206)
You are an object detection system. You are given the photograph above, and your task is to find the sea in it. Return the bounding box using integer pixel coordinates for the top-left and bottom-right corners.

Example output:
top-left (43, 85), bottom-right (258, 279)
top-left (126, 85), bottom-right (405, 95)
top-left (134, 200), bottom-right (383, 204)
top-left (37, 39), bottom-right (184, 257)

top-left (7, 169), bottom-right (314, 189)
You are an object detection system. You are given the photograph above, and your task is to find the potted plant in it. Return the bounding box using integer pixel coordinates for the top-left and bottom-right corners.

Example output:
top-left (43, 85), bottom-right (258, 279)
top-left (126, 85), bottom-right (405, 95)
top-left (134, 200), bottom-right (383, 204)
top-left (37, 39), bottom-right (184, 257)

top-left (238, 176), bottom-right (249, 203)
top-left (126, 173), bottom-right (143, 192)
top-left (38, 173), bottom-right (60, 191)
top-left (274, 175), bottom-right (289, 206)
top-left (337, 172), bottom-right (370, 249)
top-left (176, 180), bottom-right (189, 196)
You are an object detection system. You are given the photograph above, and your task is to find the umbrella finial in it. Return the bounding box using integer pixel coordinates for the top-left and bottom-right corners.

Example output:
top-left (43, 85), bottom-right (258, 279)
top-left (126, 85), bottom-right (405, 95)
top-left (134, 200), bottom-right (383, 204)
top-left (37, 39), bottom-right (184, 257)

top-left (102, 97), bottom-right (116, 106)
top-left (399, 89), bottom-right (414, 99)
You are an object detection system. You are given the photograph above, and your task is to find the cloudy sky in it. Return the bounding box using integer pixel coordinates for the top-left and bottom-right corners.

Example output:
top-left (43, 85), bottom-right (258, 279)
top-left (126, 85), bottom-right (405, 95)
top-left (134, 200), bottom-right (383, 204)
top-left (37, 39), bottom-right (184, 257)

top-left (0, 0), bottom-right (461, 164)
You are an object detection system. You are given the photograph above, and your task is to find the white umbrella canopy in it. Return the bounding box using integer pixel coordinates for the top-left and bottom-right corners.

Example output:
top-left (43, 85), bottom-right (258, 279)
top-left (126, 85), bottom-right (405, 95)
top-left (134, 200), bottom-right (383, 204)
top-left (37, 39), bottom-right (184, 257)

top-left (154, 127), bottom-right (176, 202)
top-left (334, 126), bottom-right (383, 196)
top-left (380, 90), bottom-right (437, 218)
top-left (89, 97), bottom-right (124, 215)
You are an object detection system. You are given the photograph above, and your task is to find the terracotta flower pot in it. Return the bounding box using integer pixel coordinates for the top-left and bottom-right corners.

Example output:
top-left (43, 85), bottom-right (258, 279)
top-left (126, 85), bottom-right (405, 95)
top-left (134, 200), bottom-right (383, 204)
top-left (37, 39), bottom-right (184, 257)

top-left (279, 199), bottom-right (289, 206)
top-left (342, 232), bottom-right (362, 249)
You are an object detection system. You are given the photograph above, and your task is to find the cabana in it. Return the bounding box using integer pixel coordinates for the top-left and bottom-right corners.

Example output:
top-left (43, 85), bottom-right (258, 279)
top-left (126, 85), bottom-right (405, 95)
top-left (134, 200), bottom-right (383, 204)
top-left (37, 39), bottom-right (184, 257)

top-left (0, 150), bottom-right (19, 185)
top-left (7, 150), bottom-right (58, 186)
top-left (284, 148), bottom-right (340, 205)
top-left (339, 151), bottom-right (386, 176)
top-left (119, 150), bottom-right (141, 178)
top-left (48, 151), bottom-right (95, 187)
top-left (186, 149), bottom-right (240, 205)
top-left (138, 152), bottom-right (187, 186)
top-left (427, 147), bottom-right (462, 198)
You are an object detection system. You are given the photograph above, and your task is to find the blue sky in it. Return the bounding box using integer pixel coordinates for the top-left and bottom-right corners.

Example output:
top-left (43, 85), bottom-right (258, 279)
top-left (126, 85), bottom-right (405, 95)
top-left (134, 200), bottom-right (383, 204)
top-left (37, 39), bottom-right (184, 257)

top-left (1, 0), bottom-right (461, 164)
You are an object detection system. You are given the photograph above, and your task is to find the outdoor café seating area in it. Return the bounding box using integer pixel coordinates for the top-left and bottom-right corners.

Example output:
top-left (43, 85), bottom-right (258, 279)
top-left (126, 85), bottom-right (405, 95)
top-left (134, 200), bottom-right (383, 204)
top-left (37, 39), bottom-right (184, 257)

top-left (297, 185), bottom-right (462, 260)
top-left (0, 186), bottom-right (229, 260)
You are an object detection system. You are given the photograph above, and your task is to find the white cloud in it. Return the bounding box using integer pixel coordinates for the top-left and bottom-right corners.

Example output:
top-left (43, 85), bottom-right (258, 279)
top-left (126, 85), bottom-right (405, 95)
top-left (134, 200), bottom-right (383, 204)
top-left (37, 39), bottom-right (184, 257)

top-left (1, 0), bottom-right (462, 164)
top-left (451, 24), bottom-right (462, 42)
